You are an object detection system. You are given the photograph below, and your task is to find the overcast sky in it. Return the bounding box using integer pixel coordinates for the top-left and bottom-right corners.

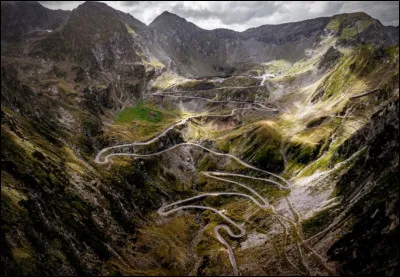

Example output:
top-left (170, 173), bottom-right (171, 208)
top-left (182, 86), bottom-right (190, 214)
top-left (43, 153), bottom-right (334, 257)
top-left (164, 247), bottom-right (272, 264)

top-left (40, 1), bottom-right (399, 31)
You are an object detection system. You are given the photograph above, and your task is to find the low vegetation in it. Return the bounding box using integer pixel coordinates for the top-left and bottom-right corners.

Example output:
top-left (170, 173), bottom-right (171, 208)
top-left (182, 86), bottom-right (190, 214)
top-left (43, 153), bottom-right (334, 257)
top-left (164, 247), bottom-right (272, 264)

top-left (115, 102), bottom-right (163, 124)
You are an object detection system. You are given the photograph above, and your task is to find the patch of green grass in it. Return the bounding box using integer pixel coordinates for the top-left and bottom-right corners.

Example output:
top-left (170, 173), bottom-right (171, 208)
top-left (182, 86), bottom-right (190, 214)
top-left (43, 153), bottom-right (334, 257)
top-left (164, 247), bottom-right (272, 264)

top-left (115, 102), bottom-right (162, 124)
top-left (286, 55), bottom-right (320, 75)
top-left (143, 58), bottom-right (165, 70)
top-left (298, 142), bottom-right (339, 177)
top-left (317, 44), bottom-right (398, 103)
top-left (152, 72), bottom-right (187, 90)
top-left (263, 59), bottom-right (292, 75)
top-left (357, 19), bottom-right (372, 32)
top-left (107, 103), bottom-right (184, 142)
top-left (326, 19), bottom-right (341, 32)
top-left (215, 121), bottom-right (284, 171)
top-left (386, 45), bottom-right (399, 57)
top-left (318, 46), bottom-right (369, 101)
top-left (125, 24), bottom-right (137, 36)
top-left (177, 80), bottom-right (200, 89)
top-left (340, 27), bottom-right (357, 40)
top-left (283, 160), bottom-right (304, 178)
top-left (198, 156), bottom-right (218, 171)
top-left (11, 248), bottom-right (32, 259)
top-left (264, 186), bottom-right (291, 202)
top-left (302, 207), bottom-right (334, 236)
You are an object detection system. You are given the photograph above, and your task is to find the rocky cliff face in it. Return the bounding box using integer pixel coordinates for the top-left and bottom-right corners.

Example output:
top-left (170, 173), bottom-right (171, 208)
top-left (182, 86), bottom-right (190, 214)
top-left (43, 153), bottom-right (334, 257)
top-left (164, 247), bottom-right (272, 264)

top-left (1, 2), bottom-right (399, 276)
top-left (328, 99), bottom-right (399, 275)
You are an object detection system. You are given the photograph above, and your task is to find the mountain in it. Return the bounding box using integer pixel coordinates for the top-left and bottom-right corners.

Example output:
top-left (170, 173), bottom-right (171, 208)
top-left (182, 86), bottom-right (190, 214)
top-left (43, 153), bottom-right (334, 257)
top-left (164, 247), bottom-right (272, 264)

top-left (384, 25), bottom-right (400, 44)
top-left (1, 1), bottom-right (399, 276)
top-left (5, 1), bottom-right (153, 110)
top-left (1, 1), bottom-right (70, 43)
top-left (147, 11), bottom-right (398, 77)
top-left (4, 2), bottom-right (397, 78)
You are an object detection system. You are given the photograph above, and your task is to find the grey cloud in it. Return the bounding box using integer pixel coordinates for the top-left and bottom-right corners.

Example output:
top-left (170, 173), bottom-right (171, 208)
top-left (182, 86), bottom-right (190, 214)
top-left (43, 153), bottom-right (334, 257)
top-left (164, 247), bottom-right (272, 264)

top-left (40, 1), bottom-right (84, 10)
top-left (171, 1), bottom-right (280, 25)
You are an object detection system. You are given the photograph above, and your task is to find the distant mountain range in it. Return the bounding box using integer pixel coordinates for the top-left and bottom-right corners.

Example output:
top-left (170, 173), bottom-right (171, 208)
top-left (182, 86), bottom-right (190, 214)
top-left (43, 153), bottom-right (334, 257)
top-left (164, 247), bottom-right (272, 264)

top-left (2, 1), bottom-right (399, 77)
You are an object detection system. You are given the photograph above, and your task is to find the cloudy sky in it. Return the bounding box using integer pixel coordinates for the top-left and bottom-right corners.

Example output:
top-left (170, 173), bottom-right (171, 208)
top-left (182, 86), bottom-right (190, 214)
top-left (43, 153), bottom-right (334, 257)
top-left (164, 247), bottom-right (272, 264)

top-left (40, 1), bottom-right (399, 31)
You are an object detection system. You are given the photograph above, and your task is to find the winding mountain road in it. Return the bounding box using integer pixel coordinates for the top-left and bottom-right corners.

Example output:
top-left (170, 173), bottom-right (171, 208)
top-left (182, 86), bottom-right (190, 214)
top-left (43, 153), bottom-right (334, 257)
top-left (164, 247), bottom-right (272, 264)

top-left (95, 102), bottom-right (277, 164)
top-left (259, 72), bottom-right (275, 86)
top-left (172, 84), bottom-right (263, 94)
top-left (151, 93), bottom-right (277, 111)
top-left (95, 97), bottom-right (292, 276)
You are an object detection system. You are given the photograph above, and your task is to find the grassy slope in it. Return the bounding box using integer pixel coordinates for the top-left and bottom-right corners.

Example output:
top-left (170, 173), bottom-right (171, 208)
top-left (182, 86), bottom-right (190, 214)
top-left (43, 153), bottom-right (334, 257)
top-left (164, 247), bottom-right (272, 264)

top-left (272, 45), bottom-right (399, 177)
top-left (115, 102), bottom-right (163, 124)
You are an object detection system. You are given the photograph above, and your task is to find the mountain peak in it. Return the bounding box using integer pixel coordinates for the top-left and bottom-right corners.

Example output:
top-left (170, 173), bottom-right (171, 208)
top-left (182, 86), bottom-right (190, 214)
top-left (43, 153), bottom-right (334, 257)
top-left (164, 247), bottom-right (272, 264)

top-left (331, 11), bottom-right (378, 25)
top-left (74, 1), bottom-right (117, 14)
top-left (68, 1), bottom-right (123, 29)
top-left (159, 11), bottom-right (182, 18)
top-left (160, 11), bottom-right (173, 16)
top-left (78, 1), bottom-right (110, 8)
top-left (149, 10), bottom-right (187, 27)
